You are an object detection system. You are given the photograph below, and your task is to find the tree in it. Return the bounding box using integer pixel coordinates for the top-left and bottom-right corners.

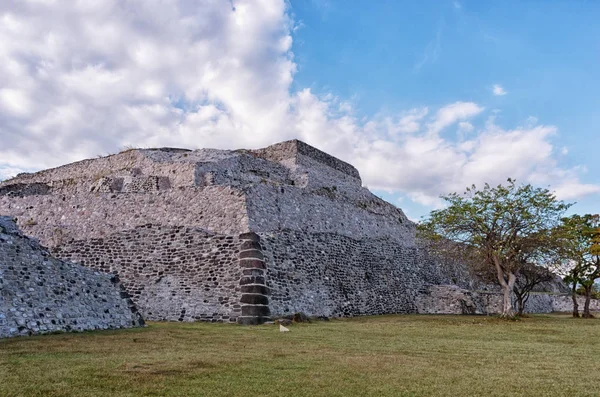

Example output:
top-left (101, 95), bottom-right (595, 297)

top-left (510, 227), bottom-right (565, 316)
top-left (559, 214), bottom-right (600, 318)
top-left (419, 179), bottom-right (571, 317)
top-left (560, 262), bottom-right (585, 318)
top-left (512, 263), bottom-right (555, 316)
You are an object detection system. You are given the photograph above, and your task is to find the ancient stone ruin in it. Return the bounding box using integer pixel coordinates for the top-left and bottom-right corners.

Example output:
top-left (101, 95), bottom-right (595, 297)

top-left (0, 139), bottom-right (572, 325)
top-left (0, 216), bottom-right (144, 338)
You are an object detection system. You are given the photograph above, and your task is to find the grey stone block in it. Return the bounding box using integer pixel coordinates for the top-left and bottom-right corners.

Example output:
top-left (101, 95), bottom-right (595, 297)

top-left (241, 305), bottom-right (270, 317)
top-left (240, 294), bottom-right (269, 305)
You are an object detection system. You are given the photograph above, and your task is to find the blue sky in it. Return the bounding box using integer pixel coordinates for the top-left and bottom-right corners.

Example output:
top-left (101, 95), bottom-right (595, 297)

top-left (289, 0), bottom-right (600, 218)
top-left (0, 0), bottom-right (598, 220)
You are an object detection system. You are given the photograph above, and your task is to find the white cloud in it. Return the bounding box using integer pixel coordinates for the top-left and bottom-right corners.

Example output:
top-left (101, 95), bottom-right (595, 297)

top-left (0, 0), bottom-right (295, 168)
top-left (0, 88), bottom-right (33, 117)
top-left (363, 108), bottom-right (429, 140)
top-left (493, 84), bottom-right (507, 96)
top-left (0, 0), bottom-right (597, 209)
top-left (350, 117), bottom-right (599, 207)
top-left (553, 183), bottom-right (600, 201)
top-left (524, 116), bottom-right (538, 126)
top-left (458, 121), bottom-right (474, 133)
top-left (394, 108), bottom-right (429, 135)
top-left (427, 102), bottom-right (484, 134)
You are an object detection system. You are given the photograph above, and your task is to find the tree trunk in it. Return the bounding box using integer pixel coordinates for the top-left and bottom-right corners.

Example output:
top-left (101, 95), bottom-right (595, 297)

top-left (502, 273), bottom-right (517, 317)
top-left (571, 282), bottom-right (579, 318)
top-left (515, 294), bottom-right (524, 316)
top-left (583, 285), bottom-right (593, 319)
top-left (493, 256), bottom-right (516, 317)
top-left (522, 292), bottom-right (531, 315)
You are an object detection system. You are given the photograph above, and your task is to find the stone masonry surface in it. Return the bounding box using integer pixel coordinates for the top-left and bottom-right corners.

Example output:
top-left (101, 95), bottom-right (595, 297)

top-left (0, 139), bottom-right (589, 324)
top-left (52, 225), bottom-right (243, 322)
top-left (0, 187), bottom-right (248, 245)
top-left (0, 216), bottom-right (144, 338)
top-left (260, 230), bottom-right (454, 317)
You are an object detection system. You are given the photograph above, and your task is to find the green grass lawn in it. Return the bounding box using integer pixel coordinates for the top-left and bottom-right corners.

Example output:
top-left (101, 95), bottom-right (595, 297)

top-left (1, 314), bottom-right (599, 397)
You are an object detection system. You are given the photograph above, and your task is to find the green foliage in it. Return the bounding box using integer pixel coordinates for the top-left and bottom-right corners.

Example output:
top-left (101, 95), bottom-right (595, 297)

top-left (420, 178), bottom-right (570, 268)
top-left (559, 214), bottom-right (600, 292)
top-left (420, 180), bottom-right (569, 257)
top-left (419, 179), bottom-right (571, 316)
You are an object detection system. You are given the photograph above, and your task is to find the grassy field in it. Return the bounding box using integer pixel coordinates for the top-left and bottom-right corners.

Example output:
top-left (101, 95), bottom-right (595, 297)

top-left (1, 314), bottom-right (599, 397)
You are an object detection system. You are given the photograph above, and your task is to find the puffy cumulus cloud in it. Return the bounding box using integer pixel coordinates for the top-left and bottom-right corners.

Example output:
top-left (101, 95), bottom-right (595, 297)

top-left (0, 0), bottom-right (295, 169)
top-left (0, 0), bottom-right (597, 209)
top-left (349, 116), bottom-right (598, 207)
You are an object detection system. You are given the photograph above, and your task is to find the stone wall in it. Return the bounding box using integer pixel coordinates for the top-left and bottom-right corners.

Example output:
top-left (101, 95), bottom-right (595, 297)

top-left (250, 139), bottom-right (361, 181)
top-left (0, 216), bottom-right (144, 338)
top-left (414, 286), bottom-right (555, 315)
top-left (552, 295), bottom-right (600, 313)
top-left (0, 140), bottom-right (407, 244)
top-left (257, 229), bottom-right (574, 318)
top-left (0, 140), bottom-right (576, 325)
top-left (0, 186), bottom-right (248, 246)
top-left (52, 225), bottom-right (244, 322)
top-left (4, 149), bottom-right (198, 193)
top-left (193, 151), bottom-right (292, 188)
top-left (259, 230), bottom-right (462, 317)
top-left (414, 286), bottom-right (600, 315)
top-left (247, 184), bottom-right (413, 242)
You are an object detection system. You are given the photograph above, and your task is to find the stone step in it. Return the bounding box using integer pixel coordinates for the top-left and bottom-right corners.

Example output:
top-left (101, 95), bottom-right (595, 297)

top-left (240, 294), bottom-right (269, 305)
top-left (239, 250), bottom-right (264, 260)
top-left (240, 284), bottom-right (270, 294)
top-left (241, 304), bottom-right (270, 317)
top-left (239, 232), bottom-right (260, 242)
top-left (240, 240), bottom-right (262, 250)
top-left (239, 258), bottom-right (266, 269)
top-left (240, 276), bottom-right (265, 285)
top-left (242, 268), bottom-right (264, 277)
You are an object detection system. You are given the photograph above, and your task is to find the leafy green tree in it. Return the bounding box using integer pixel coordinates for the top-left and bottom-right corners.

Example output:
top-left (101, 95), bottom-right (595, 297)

top-left (559, 214), bottom-right (600, 318)
top-left (419, 179), bottom-right (571, 317)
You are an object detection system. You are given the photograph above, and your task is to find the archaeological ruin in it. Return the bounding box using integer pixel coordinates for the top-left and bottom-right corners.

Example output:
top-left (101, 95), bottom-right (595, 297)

top-left (0, 140), bottom-right (578, 325)
top-left (0, 216), bottom-right (144, 338)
